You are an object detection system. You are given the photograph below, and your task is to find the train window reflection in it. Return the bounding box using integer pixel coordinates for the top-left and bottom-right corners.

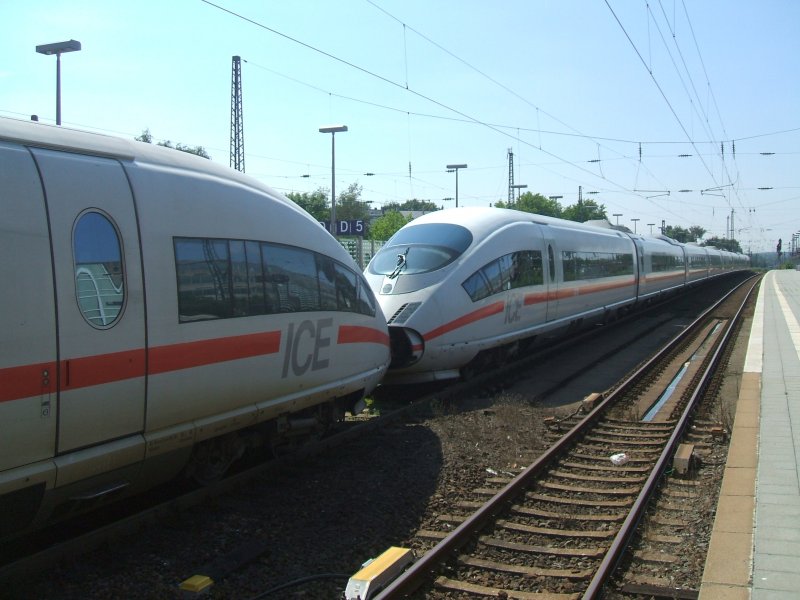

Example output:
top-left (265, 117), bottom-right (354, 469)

top-left (73, 211), bottom-right (125, 327)
top-left (462, 250), bottom-right (543, 302)
top-left (175, 237), bottom-right (375, 322)
top-left (562, 251), bottom-right (634, 282)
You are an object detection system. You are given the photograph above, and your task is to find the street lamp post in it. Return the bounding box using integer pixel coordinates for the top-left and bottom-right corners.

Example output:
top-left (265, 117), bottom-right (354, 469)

top-left (446, 164), bottom-right (467, 207)
top-left (36, 39), bottom-right (81, 126)
top-left (319, 125), bottom-right (348, 236)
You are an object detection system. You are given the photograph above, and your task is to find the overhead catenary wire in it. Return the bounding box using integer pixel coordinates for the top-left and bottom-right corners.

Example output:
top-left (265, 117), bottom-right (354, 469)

top-left (194, 0), bottom-right (790, 241)
top-left (201, 0), bottom-right (662, 208)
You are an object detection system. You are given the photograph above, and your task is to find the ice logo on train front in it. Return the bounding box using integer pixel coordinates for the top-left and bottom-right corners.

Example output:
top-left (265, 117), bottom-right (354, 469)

top-left (281, 317), bottom-right (333, 377)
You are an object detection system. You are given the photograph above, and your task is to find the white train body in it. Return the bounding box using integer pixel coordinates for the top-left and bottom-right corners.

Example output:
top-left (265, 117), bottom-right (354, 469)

top-left (0, 117), bottom-right (390, 536)
top-left (364, 207), bottom-right (749, 384)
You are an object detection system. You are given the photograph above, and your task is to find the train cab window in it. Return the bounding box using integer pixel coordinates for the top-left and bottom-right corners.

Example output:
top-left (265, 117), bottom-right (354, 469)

top-left (73, 211), bottom-right (125, 327)
top-left (368, 223), bottom-right (472, 276)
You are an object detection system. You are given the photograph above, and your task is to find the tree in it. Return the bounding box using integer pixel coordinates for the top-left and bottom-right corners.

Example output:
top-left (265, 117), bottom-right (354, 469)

top-left (400, 199), bottom-right (441, 212)
top-left (286, 189), bottom-right (329, 222)
top-left (135, 128), bottom-right (210, 159)
top-left (702, 237), bottom-right (743, 253)
top-left (663, 225), bottom-right (706, 243)
top-left (370, 210), bottom-right (413, 240)
top-left (689, 226), bottom-right (707, 241)
top-left (495, 192), bottom-right (562, 217)
top-left (562, 199), bottom-right (606, 222)
top-left (663, 225), bottom-right (692, 243)
top-left (336, 182), bottom-right (372, 222)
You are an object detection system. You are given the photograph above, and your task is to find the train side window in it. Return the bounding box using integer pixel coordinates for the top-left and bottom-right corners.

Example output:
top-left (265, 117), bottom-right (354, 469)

top-left (334, 263), bottom-right (358, 311)
top-left (245, 240), bottom-right (268, 314)
top-left (509, 251), bottom-right (543, 288)
top-left (356, 275), bottom-right (377, 316)
top-left (262, 244), bottom-right (320, 312)
top-left (481, 258), bottom-right (505, 294)
top-left (175, 238), bottom-right (232, 321)
top-left (547, 245), bottom-right (555, 282)
top-left (73, 210), bottom-right (125, 327)
top-left (316, 256), bottom-right (338, 311)
top-left (462, 270), bottom-right (492, 302)
top-left (230, 240), bottom-right (250, 317)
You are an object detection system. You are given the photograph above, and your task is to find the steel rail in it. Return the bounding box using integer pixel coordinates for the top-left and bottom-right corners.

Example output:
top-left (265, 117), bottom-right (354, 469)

top-left (375, 274), bottom-right (759, 599)
top-left (581, 274), bottom-right (759, 598)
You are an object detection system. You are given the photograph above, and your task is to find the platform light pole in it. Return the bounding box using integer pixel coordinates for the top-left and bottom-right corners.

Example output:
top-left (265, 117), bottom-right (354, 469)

top-left (446, 163), bottom-right (467, 207)
top-left (647, 223), bottom-right (655, 234)
top-left (319, 125), bottom-right (348, 236)
top-left (36, 39), bottom-right (81, 126)
top-left (631, 218), bottom-right (640, 233)
top-left (613, 213), bottom-right (622, 226)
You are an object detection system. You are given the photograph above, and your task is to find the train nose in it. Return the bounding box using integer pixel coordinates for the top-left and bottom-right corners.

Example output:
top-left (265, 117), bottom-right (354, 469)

top-left (388, 327), bottom-right (424, 368)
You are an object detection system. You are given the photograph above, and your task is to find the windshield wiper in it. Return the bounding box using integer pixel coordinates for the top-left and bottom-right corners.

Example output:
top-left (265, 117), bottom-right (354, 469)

top-left (388, 247), bottom-right (409, 279)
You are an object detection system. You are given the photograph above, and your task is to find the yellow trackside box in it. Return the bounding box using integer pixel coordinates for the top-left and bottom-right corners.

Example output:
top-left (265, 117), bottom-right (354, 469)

top-left (344, 546), bottom-right (413, 600)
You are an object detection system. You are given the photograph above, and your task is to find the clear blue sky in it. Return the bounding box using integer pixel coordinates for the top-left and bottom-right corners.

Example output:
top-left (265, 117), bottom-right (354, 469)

top-left (2, 1), bottom-right (798, 253)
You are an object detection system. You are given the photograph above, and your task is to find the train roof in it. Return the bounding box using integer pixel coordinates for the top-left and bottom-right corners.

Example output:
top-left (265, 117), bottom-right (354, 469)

top-left (407, 207), bottom-right (634, 242)
top-left (0, 116), bottom-right (290, 205)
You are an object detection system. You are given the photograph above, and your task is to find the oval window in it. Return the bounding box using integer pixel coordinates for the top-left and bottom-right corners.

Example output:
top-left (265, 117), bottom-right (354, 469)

top-left (73, 211), bottom-right (125, 327)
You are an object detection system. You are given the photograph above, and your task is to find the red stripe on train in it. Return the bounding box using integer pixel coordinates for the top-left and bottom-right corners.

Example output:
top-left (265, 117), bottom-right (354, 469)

top-left (422, 279), bottom-right (638, 341)
top-left (1, 325), bottom-right (390, 404)
top-left (0, 361), bottom-right (57, 403)
top-left (337, 325), bottom-right (390, 346)
top-left (148, 331), bottom-right (282, 374)
top-left (424, 302), bottom-right (505, 341)
top-left (61, 349), bottom-right (146, 389)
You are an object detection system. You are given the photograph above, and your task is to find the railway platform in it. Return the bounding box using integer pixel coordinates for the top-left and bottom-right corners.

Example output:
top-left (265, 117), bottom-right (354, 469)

top-left (700, 269), bottom-right (800, 600)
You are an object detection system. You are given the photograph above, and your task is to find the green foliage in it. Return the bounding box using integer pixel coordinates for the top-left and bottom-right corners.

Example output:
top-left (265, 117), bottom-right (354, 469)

top-left (663, 225), bottom-right (692, 243)
top-left (562, 199), bottom-right (606, 222)
top-left (336, 182), bottom-right (372, 222)
top-left (496, 192), bottom-right (605, 223)
top-left (663, 225), bottom-right (707, 243)
top-left (286, 189), bottom-right (329, 222)
top-left (511, 192), bottom-right (563, 217)
top-left (287, 183), bottom-right (371, 227)
top-left (135, 128), bottom-right (210, 159)
top-left (370, 210), bottom-right (413, 240)
top-left (383, 199), bottom-right (441, 212)
top-left (702, 236), bottom-right (743, 253)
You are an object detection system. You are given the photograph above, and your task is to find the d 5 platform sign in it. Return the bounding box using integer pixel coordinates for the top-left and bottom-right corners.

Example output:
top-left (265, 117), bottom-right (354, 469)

top-left (319, 220), bottom-right (366, 236)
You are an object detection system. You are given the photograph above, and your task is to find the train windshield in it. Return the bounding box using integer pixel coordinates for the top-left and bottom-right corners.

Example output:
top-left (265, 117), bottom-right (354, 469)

top-left (369, 223), bottom-right (473, 276)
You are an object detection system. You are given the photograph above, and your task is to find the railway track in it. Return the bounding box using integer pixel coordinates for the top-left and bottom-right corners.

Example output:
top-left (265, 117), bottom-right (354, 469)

top-left (375, 274), bottom-right (759, 600)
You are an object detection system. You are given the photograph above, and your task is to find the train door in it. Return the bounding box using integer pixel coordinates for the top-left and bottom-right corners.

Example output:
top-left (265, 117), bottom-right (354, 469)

top-left (632, 238), bottom-right (643, 300)
top-left (0, 141), bottom-right (57, 472)
top-left (32, 148), bottom-right (146, 454)
top-left (545, 240), bottom-right (559, 322)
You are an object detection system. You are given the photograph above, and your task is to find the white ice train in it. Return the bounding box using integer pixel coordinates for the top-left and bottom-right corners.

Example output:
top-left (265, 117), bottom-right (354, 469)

top-left (364, 207), bottom-right (749, 384)
top-left (0, 117), bottom-right (390, 537)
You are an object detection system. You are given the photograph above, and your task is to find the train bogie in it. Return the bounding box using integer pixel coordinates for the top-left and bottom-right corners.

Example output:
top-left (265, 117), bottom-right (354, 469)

top-left (0, 117), bottom-right (390, 537)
